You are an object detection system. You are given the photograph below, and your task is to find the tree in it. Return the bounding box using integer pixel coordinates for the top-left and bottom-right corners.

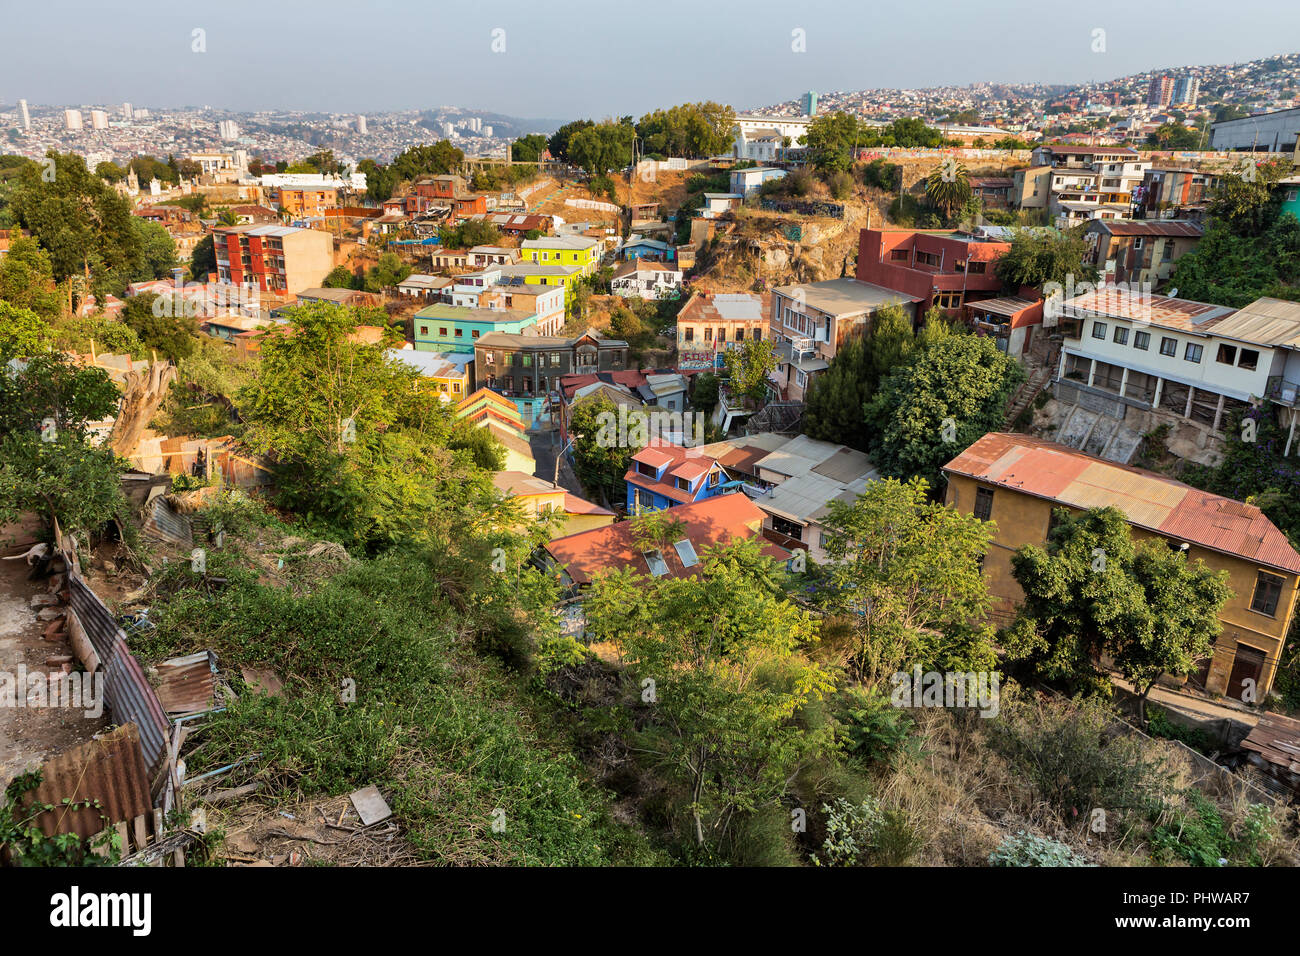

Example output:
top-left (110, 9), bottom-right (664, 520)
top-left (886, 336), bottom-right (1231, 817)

top-left (129, 218), bottom-right (177, 282)
top-left (121, 293), bottom-right (198, 361)
top-left (0, 310), bottom-right (125, 539)
top-left (566, 121), bottom-right (635, 175)
top-left (925, 162), bottom-right (973, 222)
top-left (879, 118), bottom-right (944, 148)
top-left (635, 102), bottom-right (737, 159)
top-left (237, 302), bottom-right (497, 549)
top-left (690, 372), bottom-right (720, 418)
top-left (547, 120), bottom-right (596, 164)
top-left (1168, 215), bottom-right (1300, 307)
top-left (722, 339), bottom-right (776, 407)
top-left (817, 478), bottom-right (997, 685)
top-left (189, 234), bottom-right (216, 281)
top-left (867, 331), bottom-right (1025, 487)
top-left (1206, 159), bottom-right (1291, 237)
top-left (365, 252), bottom-right (411, 293)
top-left (993, 227), bottom-right (1098, 292)
top-left (511, 134), bottom-right (549, 163)
top-left (0, 231), bottom-right (62, 318)
top-left (804, 112), bottom-right (862, 172)
top-left (582, 537), bottom-right (835, 847)
top-left (439, 219), bottom-right (501, 249)
top-left (566, 394), bottom-right (635, 507)
top-left (1002, 507), bottom-right (1231, 716)
top-left (1145, 123), bottom-right (1203, 150)
top-left (95, 161), bottom-right (125, 183)
top-left (10, 151), bottom-right (142, 297)
top-left (323, 265), bottom-right (360, 289)
top-left (803, 303), bottom-right (915, 450)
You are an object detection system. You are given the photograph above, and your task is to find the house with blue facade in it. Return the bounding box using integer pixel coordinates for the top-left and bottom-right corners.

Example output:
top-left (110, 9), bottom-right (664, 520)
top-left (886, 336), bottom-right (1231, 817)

top-left (730, 166), bottom-right (787, 197)
top-left (623, 443), bottom-right (734, 515)
top-left (413, 303), bottom-right (538, 354)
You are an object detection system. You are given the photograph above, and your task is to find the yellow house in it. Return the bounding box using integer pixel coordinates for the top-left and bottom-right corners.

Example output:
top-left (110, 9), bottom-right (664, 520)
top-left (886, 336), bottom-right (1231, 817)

top-left (492, 471), bottom-right (615, 539)
top-left (386, 349), bottom-right (471, 401)
top-left (500, 262), bottom-right (583, 311)
top-left (943, 432), bottom-right (1300, 703)
top-left (520, 236), bottom-right (600, 276)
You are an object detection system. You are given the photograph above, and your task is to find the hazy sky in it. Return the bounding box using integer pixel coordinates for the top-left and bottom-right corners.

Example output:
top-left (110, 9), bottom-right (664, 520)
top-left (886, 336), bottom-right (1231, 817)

top-left (3, 0), bottom-right (1297, 121)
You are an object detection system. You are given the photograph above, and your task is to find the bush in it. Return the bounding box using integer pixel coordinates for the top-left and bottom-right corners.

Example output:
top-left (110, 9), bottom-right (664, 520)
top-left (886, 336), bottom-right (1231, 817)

top-left (987, 695), bottom-right (1171, 820)
top-left (826, 170), bottom-right (854, 200)
top-left (814, 796), bottom-right (922, 867)
top-left (989, 831), bottom-right (1092, 867)
top-left (833, 686), bottom-right (919, 768)
top-left (1151, 791), bottom-right (1273, 867)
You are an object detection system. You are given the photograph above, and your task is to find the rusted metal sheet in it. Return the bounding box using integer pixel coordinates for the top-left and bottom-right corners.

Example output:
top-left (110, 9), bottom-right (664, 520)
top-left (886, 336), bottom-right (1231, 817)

top-left (68, 574), bottom-right (126, 663)
top-left (23, 724), bottom-right (153, 839)
top-left (153, 651), bottom-right (217, 716)
top-left (142, 495), bottom-right (193, 546)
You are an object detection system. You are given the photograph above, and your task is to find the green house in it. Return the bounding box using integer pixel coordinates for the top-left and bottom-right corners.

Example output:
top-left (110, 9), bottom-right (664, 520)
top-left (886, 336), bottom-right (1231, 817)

top-left (413, 303), bottom-right (539, 354)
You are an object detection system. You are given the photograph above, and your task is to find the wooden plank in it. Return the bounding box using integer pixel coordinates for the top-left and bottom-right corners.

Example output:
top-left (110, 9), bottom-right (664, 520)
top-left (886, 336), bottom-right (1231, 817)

top-left (132, 814), bottom-right (149, 853)
top-left (114, 820), bottom-right (129, 856)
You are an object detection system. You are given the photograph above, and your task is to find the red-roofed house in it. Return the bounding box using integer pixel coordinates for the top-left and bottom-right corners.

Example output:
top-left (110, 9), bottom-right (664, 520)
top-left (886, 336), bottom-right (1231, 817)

top-left (492, 470), bottom-right (614, 538)
top-left (944, 432), bottom-right (1300, 700)
top-left (540, 493), bottom-right (789, 591)
top-left (623, 443), bottom-right (732, 514)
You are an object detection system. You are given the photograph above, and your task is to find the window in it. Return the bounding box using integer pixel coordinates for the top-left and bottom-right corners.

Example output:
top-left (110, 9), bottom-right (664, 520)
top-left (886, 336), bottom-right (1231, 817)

top-left (521, 353), bottom-right (532, 367)
top-left (1159, 336), bottom-right (1177, 357)
top-left (1092, 321), bottom-right (1108, 339)
top-left (753, 328), bottom-right (762, 341)
top-left (916, 251), bottom-right (939, 267)
top-left (673, 539), bottom-right (699, 569)
top-left (1161, 242), bottom-right (1174, 262)
top-left (1113, 327), bottom-right (1129, 345)
top-left (642, 550), bottom-right (669, 577)
top-left (472, 330), bottom-right (479, 339)
top-left (684, 327), bottom-right (694, 342)
top-left (704, 328), bottom-right (712, 341)
top-left (439, 327), bottom-right (448, 337)
top-left (419, 325), bottom-right (428, 336)
top-left (973, 487), bottom-right (994, 521)
top-left (550, 352), bottom-right (562, 367)
top-left (966, 261), bottom-right (986, 274)
top-left (675, 476), bottom-right (690, 491)
top-left (1216, 344), bottom-right (1237, 365)
top-left (1239, 349), bottom-right (1259, 371)
top-left (454, 328), bottom-right (463, 338)
top-left (717, 328), bottom-right (726, 343)
top-left (636, 460), bottom-right (658, 477)
top-left (1184, 343), bottom-right (1203, 363)
top-left (1134, 330), bottom-right (1150, 350)
top-left (1250, 571), bottom-right (1284, 617)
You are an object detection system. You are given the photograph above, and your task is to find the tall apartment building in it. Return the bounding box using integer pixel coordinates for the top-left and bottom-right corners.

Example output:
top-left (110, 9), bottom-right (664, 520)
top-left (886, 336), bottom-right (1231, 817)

top-left (213, 224), bottom-right (334, 296)
top-left (1146, 75), bottom-right (1174, 108)
top-left (90, 109), bottom-right (109, 130)
top-left (802, 90), bottom-right (818, 116)
top-left (1030, 144), bottom-right (1149, 228)
top-left (218, 120), bottom-right (240, 141)
top-left (1173, 75), bottom-right (1199, 107)
top-left (18, 99), bottom-right (29, 130)
top-left (64, 109), bottom-right (83, 131)
top-left (356, 114), bottom-right (367, 135)
top-left (122, 102), bottom-right (133, 121)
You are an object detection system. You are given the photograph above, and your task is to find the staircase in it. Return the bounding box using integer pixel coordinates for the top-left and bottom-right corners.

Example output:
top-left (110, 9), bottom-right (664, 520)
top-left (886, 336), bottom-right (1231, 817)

top-left (1003, 366), bottom-right (1053, 429)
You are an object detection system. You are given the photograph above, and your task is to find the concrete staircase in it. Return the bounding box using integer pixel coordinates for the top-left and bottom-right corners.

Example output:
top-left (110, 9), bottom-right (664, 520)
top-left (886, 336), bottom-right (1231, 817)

top-left (1004, 366), bottom-right (1053, 428)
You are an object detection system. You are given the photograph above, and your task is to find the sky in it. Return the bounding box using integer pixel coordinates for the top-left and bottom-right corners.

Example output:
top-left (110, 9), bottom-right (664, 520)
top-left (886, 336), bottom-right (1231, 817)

top-left (3, 0), bottom-right (1298, 122)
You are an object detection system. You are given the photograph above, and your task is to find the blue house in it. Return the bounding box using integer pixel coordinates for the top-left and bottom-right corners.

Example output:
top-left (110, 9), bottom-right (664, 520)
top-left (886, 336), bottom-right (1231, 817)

top-left (619, 237), bottom-right (676, 262)
top-left (624, 443), bottom-right (732, 514)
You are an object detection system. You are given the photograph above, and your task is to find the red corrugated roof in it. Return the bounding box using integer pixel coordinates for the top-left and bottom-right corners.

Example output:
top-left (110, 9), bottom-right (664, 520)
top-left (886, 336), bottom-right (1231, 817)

top-left (943, 433), bottom-right (1300, 573)
top-left (545, 494), bottom-right (781, 585)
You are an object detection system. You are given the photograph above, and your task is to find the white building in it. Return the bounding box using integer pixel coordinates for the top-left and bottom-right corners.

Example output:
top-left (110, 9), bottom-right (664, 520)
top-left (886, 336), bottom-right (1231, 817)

top-left (1054, 289), bottom-right (1300, 448)
top-left (64, 109), bottom-right (83, 131)
top-left (90, 110), bottom-right (109, 130)
top-left (18, 99), bottom-right (30, 130)
top-left (356, 115), bottom-right (367, 135)
top-left (218, 120), bottom-right (240, 141)
top-left (122, 102), bottom-right (133, 121)
top-left (610, 260), bottom-right (683, 299)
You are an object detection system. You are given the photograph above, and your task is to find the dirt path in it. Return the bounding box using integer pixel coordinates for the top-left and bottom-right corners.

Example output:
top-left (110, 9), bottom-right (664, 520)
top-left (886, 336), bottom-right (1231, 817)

top-left (0, 552), bottom-right (106, 788)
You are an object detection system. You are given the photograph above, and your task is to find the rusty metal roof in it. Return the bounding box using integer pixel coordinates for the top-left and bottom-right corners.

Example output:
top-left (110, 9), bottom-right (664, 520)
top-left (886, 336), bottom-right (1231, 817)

top-left (152, 651), bottom-right (217, 717)
top-left (1208, 297), bottom-right (1300, 348)
top-left (1095, 220), bottom-right (1203, 238)
top-left (1059, 287), bottom-right (1237, 333)
top-left (1241, 712), bottom-right (1300, 776)
top-left (24, 724), bottom-right (153, 839)
top-left (943, 432), bottom-right (1300, 574)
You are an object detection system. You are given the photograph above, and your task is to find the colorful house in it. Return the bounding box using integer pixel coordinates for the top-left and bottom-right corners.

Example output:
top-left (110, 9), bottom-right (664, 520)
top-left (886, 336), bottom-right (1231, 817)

top-left (413, 303), bottom-right (539, 354)
top-left (492, 471), bottom-right (614, 539)
top-left (944, 432), bottom-right (1300, 702)
top-left (386, 348), bottom-right (473, 400)
top-left (455, 388), bottom-right (535, 473)
top-left (499, 262), bottom-right (583, 310)
top-left (520, 236), bottom-right (600, 276)
top-left (624, 443), bottom-right (734, 515)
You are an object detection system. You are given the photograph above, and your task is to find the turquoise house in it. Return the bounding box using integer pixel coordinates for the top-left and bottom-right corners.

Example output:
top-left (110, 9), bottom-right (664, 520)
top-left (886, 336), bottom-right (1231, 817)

top-left (413, 303), bottom-right (539, 355)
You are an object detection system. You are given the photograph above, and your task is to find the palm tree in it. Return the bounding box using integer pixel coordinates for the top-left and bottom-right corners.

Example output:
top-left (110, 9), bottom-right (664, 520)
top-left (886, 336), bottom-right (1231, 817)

top-left (217, 209), bottom-right (239, 227)
top-left (925, 161), bottom-right (972, 222)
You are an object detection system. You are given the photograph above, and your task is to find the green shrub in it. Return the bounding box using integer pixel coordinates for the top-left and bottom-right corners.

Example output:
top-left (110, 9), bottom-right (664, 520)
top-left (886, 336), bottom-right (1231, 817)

top-left (814, 796), bottom-right (922, 866)
top-left (833, 686), bottom-right (919, 768)
top-left (1151, 791), bottom-right (1273, 867)
top-left (989, 831), bottom-right (1092, 867)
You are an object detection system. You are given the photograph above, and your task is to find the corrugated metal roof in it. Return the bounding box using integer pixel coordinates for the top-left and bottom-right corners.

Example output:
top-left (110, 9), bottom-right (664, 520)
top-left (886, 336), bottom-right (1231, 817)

top-left (944, 433), bottom-right (1300, 574)
top-left (1096, 220), bottom-right (1203, 238)
top-left (25, 724), bottom-right (153, 839)
top-left (1207, 297), bottom-right (1300, 348)
top-left (153, 651), bottom-right (217, 716)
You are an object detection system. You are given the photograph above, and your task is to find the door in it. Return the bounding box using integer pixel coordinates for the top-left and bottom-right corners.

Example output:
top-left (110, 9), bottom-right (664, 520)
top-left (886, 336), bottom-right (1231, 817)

top-left (1226, 644), bottom-right (1267, 704)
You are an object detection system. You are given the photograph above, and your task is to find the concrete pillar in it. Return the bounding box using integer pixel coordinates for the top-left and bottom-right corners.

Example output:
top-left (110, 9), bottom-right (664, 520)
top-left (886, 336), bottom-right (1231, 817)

top-left (1184, 386), bottom-right (1194, 419)
top-left (1285, 411), bottom-right (1297, 458)
top-left (1211, 393), bottom-right (1226, 432)
top-left (1153, 377), bottom-right (1163, 409)
top-left (1087, 358), bottom-right (1097, 388)
top-left (1057, 349), bottom-right (1068, 379)
top-left (1120, 366), bottom-right (1129, 399)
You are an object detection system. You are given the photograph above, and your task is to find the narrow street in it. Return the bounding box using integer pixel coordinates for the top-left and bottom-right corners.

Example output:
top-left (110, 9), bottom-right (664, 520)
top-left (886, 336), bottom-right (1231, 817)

top-left (528, 424), bottom-right (584, 497)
